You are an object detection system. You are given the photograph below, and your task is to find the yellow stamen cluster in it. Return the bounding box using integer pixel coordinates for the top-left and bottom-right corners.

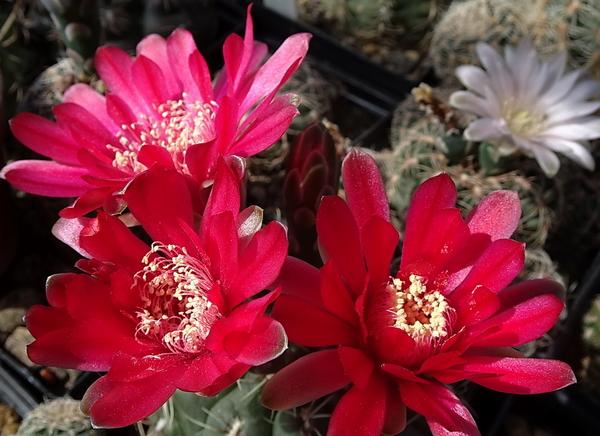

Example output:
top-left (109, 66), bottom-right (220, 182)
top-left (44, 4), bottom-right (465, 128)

top-left (389, 275), bottom-right (452, 340)
top-left (500, 98), bottom-right (546, 137)
top-left (109, 95), bottom-right (218, 174)
top-left (135, 243), bottom-right (221, 354)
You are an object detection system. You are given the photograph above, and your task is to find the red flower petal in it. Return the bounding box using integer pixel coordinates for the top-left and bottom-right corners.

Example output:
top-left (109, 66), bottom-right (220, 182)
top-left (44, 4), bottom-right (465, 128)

top-left (338, 346), bottom-right (375, 390)
top-left (321, 260), bottom-right (359, 325)
top-left (274, 256), bottom-right (323, 307)
top-left (466, 190), bottom-right (521, 240)
top-left (316, 195), bottom-right (366, 297)
top-left (452, 239), bottom-right (524, 296)
top-left (362, 217), bottom-right (399, 288)
top-left (176, 352), bottom-right (241, 392)
top-left (452, 285), bottom-right (500, 328)
top-left (82, 364), bottom-right (182, 428)
top-left (457, 355), bottom-right (576, 394)
top-left (496, 279), bottom-right (565, 312)
top-left (223, 316), bottom-right (287, 365)
top-left (231, 221), bottom-right (287, 306)
top-left (399, 380), bottom-right (480, 436)
top-left (328, 374), bottom-right (388, 436)
top-left (401, 173), bottom-right (458, 269)
top-left (26, 327), bottom-right (85, 369)
top-left (383, 384), bottom-right (406, 436)
top-left (400, 208), bottom-right (470, 277)
top-left (124, 165), bottom-right (198, 252)
top-left (80, 212), bottom-right (149, 274)
top-left (262, 349), bottom-right (351, 410)
top-left (342, 148), bottom-right (390, 230)
top-left (468, 293), bottom-right (564, 347)
top-left (271, 294), bottom-right (359, 347)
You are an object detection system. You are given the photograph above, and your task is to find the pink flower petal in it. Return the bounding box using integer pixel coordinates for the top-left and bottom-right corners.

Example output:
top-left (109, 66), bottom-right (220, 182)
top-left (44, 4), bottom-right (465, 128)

top-left (131, 55), bottom-right (170, 108)
top-left (457, 355), bottom-right (576, 394)
top-left (240, 32), bottom-right (311, 114)
top-left (52, 217), bottom-right (92, 257)
top-left (95, 46), bottom-right (150, 117)
top-left (136, 34), bottom-right (181, 98)
top-left (342, 148), bottom-right (390, 230)
top-left (63, 84), bottom-right (118, 134)
top-left (10, 113), bottom-right (80, 165)
top-left (1, 159), bottom-right (90, 197)
top-left (229, 94), bottom-right (299, 156)
top-left (496, 278), bottom-right (565, 312)
top-left (58, 186), bottom-right (117, 219)
top-left (327, 374), bottom-right (387, 436)
top-left (261, 349), bottom-right (351, 410)
top-left (54, 103), bottom-right (120, 157)
top-left (401, 173), bottom-right (457, 269)
top-left (166, 28), bottom-right (204, 101)
top-left (466, 190), bottom-right (521, 240)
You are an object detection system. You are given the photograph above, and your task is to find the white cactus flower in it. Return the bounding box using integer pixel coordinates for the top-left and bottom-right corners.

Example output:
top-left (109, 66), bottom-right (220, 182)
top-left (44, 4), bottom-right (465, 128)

top-left (449, 39), bottom-right (600, 177)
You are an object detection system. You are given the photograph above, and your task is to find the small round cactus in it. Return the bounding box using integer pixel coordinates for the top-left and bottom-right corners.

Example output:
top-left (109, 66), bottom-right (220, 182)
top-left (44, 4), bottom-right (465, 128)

top-left (429, 0), bottom-right (534, 83)
top-left (16, 398), bottom-right (104, 436)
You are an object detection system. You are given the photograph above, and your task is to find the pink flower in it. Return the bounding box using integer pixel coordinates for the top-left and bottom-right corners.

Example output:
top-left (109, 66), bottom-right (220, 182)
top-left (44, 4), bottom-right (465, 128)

top-left (262, 149), bottom-right (575, 436)
top-left (2, 7), bottom-right (311, 217)
top-left (25, 160), bottom-right (288, 428)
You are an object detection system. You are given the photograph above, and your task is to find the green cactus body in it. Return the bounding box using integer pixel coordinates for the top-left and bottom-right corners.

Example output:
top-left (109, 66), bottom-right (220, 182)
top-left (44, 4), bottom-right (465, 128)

top-left (541, 0), bottom-right (600, 78)
top-left (16, 398), bottom-right (104, 436)
top-left (429, 0), bottom-right (535, 83)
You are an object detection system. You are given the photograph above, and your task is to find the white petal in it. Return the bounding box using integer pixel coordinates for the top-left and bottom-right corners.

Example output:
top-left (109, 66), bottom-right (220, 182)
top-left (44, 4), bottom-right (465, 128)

top-left (542, 117), bottom-right (600, 140)
top-left (449, 91), bottom-right (496, 117)
top-left (476, 42), bottom-right (514, 101)
top-left (545, 100), bottom-right (600, 124)
top-left (537, 50), bottom-right (568, 95)
top-left (538, 138), bottom-right (595, 170)
top-left (530, 143), bottom-right (561, 177)
top-left (455, 65), bottom-right (489, 95)
top-left (464, 118), bottom-right (507, 141)
top-left (537, 69), bottom-right (583, 109)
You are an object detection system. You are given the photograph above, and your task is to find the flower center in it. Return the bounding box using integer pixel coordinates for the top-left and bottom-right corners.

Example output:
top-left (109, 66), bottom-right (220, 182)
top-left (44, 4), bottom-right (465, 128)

top-left (388, 275), bottom-right (454, 342)
top-left (135, 243), bottom-right (222, 354)
top-left (108, 95), bottom-right (218, 174)
top-left (500, 99), bottom-right (546, 137)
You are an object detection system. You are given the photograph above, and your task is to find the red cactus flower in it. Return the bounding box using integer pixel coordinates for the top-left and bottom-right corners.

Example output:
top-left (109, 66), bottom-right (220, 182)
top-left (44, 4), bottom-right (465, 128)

top-left (262, 148), bottom-right (575, 436)
top-left (25, 160), bottom-right (288, 428)
top-left (2, 7), bottom-right (311, 217)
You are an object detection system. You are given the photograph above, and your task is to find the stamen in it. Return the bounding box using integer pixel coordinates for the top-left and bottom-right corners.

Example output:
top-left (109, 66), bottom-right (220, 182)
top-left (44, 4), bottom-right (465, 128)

top-left (134, 243), bottom-right (221, 354)
top-left (107, 99), bottom-right (218, 174)
top-left (500, 99), bottom-right (546, 137)
top-left (388, 275), bottom-right (454, 342)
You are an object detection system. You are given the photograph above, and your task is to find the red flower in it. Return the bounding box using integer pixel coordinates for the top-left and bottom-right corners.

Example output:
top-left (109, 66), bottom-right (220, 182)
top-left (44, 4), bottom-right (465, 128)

top-left (262, 149), bottom-right (575, 436)
top-left (25, 160), bottom-right (288, 428)
top-left (2, 7), bottom-right (310, 217)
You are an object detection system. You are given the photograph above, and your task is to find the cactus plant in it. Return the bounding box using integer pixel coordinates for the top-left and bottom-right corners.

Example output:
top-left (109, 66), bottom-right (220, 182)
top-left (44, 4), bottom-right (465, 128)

top-left (16, 398), bottom-right (104, 436)
top-left (429, 0), bottom-right (535, 84)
